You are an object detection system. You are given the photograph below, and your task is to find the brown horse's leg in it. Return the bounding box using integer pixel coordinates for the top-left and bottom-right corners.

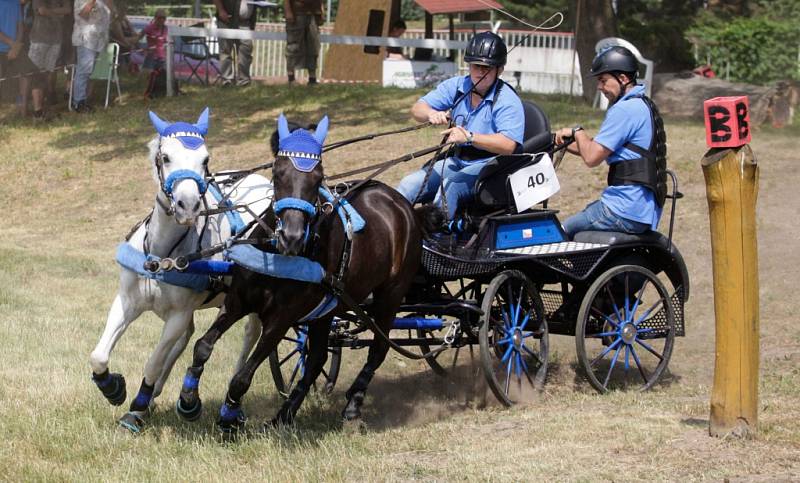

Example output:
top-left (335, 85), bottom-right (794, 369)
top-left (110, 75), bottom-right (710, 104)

top-left (271, 315), bottom-right (332, 426)
top-left (175, 303), bottom-right (245, 422)
top-left (342, 282), bottom-right (410, 422)
top-left (217, 316), bottom-right (290, 432)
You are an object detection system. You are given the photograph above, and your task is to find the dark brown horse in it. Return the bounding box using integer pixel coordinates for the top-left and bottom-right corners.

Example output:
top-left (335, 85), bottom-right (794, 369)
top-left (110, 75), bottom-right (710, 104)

top-left (176, 115), bottom-right (423, 431)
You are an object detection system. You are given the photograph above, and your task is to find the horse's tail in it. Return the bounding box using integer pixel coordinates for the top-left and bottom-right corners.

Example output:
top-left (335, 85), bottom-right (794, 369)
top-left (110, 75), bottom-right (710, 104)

top-left (413, 204), bottom-right (446, 237)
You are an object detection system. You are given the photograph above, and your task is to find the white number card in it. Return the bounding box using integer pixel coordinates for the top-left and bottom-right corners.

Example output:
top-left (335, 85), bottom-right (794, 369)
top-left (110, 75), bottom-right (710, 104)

top-left (509, 153), bottom-right (560, 212)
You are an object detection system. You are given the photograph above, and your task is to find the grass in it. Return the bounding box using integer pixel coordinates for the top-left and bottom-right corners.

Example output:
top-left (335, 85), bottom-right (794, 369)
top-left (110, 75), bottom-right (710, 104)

top-left (1, 80), bottom-right (799, 481)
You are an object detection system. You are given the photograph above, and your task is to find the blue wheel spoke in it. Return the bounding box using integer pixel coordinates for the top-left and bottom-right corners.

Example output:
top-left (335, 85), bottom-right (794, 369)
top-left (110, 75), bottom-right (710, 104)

top-left (522, 344), bottom-right (543, 365)
top-left (624, 273), bottom-right (631, 323)
top-left (501, 344), bottom-right (515, 364)
top-left (504, 354), bottom-right (513, 394)
top-left (634, 299), bottom-right (666, 327)
top-left (629, 345), bottom-right (650, 381)
top-left (587, 330), bottom-right (619, 338)
top-left (629, 279), bottom-right (651, 319)
top-left (603, 344), bottom-right (623, 388)
top-left (635, 339), bottom-right (664, 360)
top-left (498, 336), bottom-right (513, 345)
top-left (590, 337), bottom-right (622, 367)
top-left (624, 344), bottom-right (631, 373)
top-left (591, 306), bottom-right (620, 329)
top-left (604, 285), bottom-right (625, 328)
top-left (515, 352), bottom-right (522, 378)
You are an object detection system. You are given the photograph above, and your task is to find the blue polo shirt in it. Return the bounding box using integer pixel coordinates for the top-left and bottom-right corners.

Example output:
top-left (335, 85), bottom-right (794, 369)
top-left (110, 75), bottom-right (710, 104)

top-left (594, 84), bottom-right (661, 230)
top-left (421, 75), bottom-right (524, 164)
top-left (0, 0), bottom-right (21, 54)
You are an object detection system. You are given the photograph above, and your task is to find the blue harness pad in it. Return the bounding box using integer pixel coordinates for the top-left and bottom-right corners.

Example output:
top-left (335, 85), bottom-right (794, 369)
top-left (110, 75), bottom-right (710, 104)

top-left (224, 244), bottom-right (325, 283)
top-left (318, 187), bottom-right (366, 232)
top-left (115, 243), bottom-right (211, 292)
top-left (208, 183), bottom-right (246, 235)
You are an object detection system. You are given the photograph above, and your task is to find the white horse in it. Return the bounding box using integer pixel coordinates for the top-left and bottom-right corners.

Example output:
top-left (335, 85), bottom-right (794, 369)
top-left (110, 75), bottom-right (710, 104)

top-left (90, 108), bottom-right (271, 433)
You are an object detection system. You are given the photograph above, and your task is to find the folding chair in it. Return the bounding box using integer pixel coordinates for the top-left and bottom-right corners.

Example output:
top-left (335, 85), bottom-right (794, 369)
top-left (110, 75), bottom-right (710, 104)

top-left (178, 22), bottom-right (220, 85)
top-left (69, 42), bottom-right (122, 110)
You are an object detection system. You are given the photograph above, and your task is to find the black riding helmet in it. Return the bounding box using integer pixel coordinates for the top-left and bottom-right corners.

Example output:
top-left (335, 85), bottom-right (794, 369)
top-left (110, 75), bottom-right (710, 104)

top-left (464, 31), bottom-right (507, 66)
top-left (591, 46), bottom-right (639, 105)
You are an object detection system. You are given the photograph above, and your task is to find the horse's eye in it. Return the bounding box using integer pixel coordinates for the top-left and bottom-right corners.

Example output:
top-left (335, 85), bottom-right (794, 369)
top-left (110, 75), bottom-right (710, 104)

top-left (203, 156), bottom-right (209, 166)
top-left (162, 154), bottom-right (171, 164)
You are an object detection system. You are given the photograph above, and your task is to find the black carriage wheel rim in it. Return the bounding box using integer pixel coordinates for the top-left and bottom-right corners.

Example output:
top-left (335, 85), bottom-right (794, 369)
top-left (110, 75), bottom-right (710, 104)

top-left (576, 265), bottom-right (675, 394)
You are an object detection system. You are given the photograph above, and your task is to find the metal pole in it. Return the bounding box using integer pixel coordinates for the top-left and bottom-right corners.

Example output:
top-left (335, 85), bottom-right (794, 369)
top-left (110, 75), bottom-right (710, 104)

top-left (166, 37), bottom-right (174, 97)
top-left (194, 0), bottom-right (201, 18)
top-left (326, 0), bottom-right (331, 24)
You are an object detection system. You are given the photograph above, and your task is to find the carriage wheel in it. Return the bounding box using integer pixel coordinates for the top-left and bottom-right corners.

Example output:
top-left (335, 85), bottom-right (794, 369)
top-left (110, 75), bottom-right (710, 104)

top-left (575, 265), bottom-right (675, 394)
top-left (418, 280), bottom-right (481, 376)
top-left (479, 270), bottom-right (548, 406)
top-left (268, 324), bottom-right (341, 398)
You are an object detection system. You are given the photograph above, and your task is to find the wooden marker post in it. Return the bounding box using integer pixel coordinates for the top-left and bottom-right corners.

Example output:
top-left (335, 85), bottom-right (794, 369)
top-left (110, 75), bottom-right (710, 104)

top-left (701, 96), bottom-right (760, 438)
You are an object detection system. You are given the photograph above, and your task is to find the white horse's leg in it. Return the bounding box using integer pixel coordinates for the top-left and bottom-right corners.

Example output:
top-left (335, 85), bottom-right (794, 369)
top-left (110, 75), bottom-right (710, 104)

top-left (235, 314), bottom-right (262, 374)
top-left (90, 293), bottom-right (144, 406)
top-left (119, 309), bottom-right (193, 433)
top-left (152, 315), bottom-right (195, 399)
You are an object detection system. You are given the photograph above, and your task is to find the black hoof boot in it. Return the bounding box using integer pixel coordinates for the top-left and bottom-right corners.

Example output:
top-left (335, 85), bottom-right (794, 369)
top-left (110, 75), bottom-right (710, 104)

top-left (216, 403), bottom-right (247, 438)
top-left (117, 412), bottom-right (144, 434)
top-left (93, 371), bottom-right (126, 406)
top-left (175, 395), bottom-right (202, 422)
top-left (342, 391), bottom-right (364, 421)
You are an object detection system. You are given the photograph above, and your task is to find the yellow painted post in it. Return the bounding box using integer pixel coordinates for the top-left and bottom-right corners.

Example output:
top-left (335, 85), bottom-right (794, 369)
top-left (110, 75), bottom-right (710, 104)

top-left (701, 144), bottom-right (760, 438)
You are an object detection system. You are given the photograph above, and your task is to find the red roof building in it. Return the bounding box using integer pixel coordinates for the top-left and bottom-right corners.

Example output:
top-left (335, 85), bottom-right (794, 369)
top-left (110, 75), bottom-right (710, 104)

top-left (413, 0), bottom-right (503, 14)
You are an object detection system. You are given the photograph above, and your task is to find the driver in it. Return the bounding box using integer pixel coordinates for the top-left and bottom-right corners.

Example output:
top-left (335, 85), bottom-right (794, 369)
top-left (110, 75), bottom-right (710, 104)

top-left (396, 31), bottom-right (524, 221)
top-left (554, 45), bottom-right (667, 239)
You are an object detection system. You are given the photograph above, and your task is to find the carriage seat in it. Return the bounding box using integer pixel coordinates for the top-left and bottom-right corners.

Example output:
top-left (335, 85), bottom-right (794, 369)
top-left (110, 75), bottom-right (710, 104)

top-left (470, 101), bottom-right (553, 212)
top-left (573, 230), bottom-right (668, 248)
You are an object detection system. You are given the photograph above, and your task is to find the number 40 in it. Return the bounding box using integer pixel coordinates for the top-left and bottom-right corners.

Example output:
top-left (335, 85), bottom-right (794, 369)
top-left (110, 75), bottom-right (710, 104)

top-left (528, 173), bottom-right (545, 188)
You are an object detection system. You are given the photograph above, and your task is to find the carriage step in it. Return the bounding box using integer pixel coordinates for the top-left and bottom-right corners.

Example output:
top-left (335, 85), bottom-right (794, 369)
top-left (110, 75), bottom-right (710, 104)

top-left (392, 317), bottom-right (444, 330)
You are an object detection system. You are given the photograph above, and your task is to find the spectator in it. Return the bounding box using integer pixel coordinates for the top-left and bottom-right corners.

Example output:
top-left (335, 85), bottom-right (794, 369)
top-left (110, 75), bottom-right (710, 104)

top-left (386, 19), bottom-right (407, 60)
top-left (109, 0), bottom-right (139, 70)
top-left (212, 0), bottom-right (256, 87)
top-left (1, 0), bottom-right (24, 104)
top-left (136, 9), bottom-right (167, 74)
top-left (58, 0), bottom-right (74, 99)
top-left (284, 0), bottom-right (322, 85)
top-left (71, 0), bottom-right (112, 112)
top-left (28, 0), bottom-right (70, 119)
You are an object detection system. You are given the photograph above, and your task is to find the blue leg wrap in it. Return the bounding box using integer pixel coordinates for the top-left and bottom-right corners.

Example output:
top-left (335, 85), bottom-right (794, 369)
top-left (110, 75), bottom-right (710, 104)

top-left (130, 379), bottom-right (155, 412)
top-left (182, 374), bottom-right (200, 390)
top-left (219, 402), bottom-right (244, 423)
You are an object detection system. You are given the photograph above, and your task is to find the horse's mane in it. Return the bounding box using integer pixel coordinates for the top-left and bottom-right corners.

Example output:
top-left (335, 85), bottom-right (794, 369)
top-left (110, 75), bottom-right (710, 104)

top-left (147, 136), bottom-right (161, 185)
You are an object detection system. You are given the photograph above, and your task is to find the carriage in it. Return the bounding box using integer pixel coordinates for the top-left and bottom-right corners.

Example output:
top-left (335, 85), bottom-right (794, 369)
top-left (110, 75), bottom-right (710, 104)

top-left (268, 101), bottom-right (690, 406)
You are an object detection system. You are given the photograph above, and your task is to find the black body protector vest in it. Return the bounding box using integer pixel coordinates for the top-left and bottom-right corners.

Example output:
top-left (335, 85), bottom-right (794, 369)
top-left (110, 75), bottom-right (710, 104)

top-left (607, 94), bottom-right (668, 207)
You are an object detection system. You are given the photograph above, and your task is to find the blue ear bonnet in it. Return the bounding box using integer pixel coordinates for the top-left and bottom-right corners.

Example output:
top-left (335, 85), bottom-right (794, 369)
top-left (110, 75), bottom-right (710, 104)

top-left (278, 130), bottom-right (323, 172)
top-left (149, 108), bottom-right (209, 150)
top-left (276, 113), bottom-right (329, 172)
top-left (161, 122), bottom-right (205, 150)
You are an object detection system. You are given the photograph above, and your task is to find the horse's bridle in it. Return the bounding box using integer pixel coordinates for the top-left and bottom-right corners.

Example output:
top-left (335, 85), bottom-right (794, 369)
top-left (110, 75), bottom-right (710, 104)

top-left (273, 194), bottom-right (320, 252)
top-left (153, 142), bottom-right (209, 216)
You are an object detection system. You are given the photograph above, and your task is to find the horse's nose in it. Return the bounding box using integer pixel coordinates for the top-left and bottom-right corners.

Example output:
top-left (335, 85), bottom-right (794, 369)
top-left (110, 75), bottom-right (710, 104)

top-left (276, 227), bottom-right (304, 256)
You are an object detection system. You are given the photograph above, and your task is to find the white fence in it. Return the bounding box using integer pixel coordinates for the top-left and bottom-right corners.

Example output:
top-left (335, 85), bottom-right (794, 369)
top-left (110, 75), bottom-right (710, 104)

top-left (133, 16), bottom-right (581, 94)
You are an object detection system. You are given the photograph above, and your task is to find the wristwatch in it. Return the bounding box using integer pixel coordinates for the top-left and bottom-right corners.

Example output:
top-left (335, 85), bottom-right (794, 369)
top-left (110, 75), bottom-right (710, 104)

top-left (466, 130), bottom-right (475, 144)
top-left (571, 125), bottom-right (584, 137)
